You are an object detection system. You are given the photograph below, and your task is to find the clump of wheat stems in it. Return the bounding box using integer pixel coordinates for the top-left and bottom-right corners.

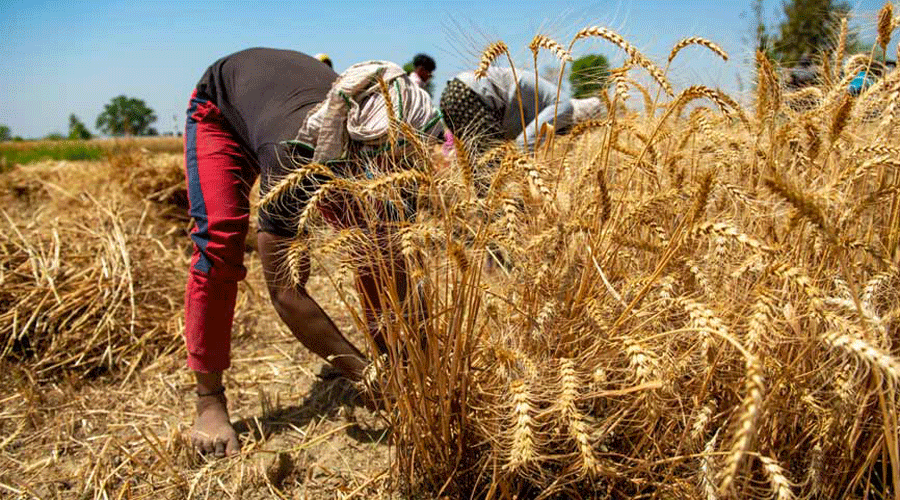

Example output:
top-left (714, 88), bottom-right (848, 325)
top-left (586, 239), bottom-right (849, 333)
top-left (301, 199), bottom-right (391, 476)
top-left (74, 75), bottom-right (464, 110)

top-left (264, 14), bottom-right (900, 499)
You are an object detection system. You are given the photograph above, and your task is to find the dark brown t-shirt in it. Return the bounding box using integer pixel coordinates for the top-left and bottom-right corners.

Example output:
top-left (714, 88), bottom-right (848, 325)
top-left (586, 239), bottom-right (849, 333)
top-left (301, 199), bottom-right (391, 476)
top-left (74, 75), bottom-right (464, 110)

top-left (195, 47), bottom-right (335, 163)
top-left (194, 48), bottom-right (336, 236)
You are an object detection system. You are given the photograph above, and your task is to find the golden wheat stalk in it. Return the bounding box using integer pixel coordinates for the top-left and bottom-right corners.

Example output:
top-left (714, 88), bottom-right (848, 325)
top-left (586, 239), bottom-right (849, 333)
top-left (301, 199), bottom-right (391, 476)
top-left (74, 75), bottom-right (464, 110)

top-left (295, 178), bottom-right (350, 233)
top-left (453, 134), bottom-right (476, 193)
top-left (821, 50), bottom-right (834, 86)
top-left (258, 162), bottom-right (333, 212)
top-left (878, 2), bottom-right (894, 54)
top-left (625, 339), bottom-right (656, 383)
top-left (568, 119), bottom-right (607, 138)
top-left (756, 51), bottom-right (781, 123)
top-left (835, 16), bottom-right (848, 72)
top-left (474, 41), bottom-right (510, 78)
top-left (398, 122), bottom-right (434, 173)
top-left (516, 157), bottom-right (552, 201)
top-left (746, 291), bottom-right (776, 350)
top-left (690, 401), bottom-right (716, 442)
top-left (473, 40), bottom-right (529, 147)
top-left (759, 455), bottom-right (795, 500)
top-left (691, 221), bottom-right (775, 253)
top-left (376, 75), bottom-right (399, 153)
top-left (772, 263), bottom-right (827, 313)
top-left (700, 432), bottom-right (720, 500)
top-left (610, 63), bottom-right (631, 105)
top-left (763, 175), bottom-right (837, 245)
top-left (528, 34), bottom-right (573, 61)
top-left (553, 359), bottom-right (601, 476)
top-left (360, 169), bottom-right (425, 198)
top-left (877, 71), bottom-right (900, 137)
top-left (674, 85), bottom-right (747, 125)
top-left (718, 354), bottom-right (764, 494)
top-left (571, 26), bottom-right (673, 95)
top-left (285, 237), bottom-right (309, 287)
top-left (823, 314), bottom-right (900, 385)
top-left (528, 34), bottom-right (572, 156)
top-left (830, 93), bottom-right (853, 142)
top-left (500, 197), bottom-right (520, 242)
top-left (668, 36), bottom-right (728, 63)
top-left (505, 379), bottom-right (537, 471)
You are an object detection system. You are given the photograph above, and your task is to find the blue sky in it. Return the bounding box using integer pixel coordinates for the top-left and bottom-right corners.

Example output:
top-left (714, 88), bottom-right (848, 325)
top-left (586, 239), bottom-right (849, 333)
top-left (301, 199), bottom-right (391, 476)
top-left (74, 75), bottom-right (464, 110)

top-left (0, 0), bottom-right (890, 138)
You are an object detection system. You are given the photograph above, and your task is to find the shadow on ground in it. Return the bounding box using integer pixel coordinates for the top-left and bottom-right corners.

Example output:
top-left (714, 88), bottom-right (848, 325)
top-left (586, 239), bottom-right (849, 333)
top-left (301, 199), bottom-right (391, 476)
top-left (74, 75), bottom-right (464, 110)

top-left (232, 374), bottom-right (389, 445)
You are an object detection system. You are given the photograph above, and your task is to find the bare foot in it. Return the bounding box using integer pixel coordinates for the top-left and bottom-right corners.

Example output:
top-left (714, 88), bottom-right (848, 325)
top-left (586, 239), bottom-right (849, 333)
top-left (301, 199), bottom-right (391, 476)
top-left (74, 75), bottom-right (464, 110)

top-left (191, 393), bottom-right (240, 458)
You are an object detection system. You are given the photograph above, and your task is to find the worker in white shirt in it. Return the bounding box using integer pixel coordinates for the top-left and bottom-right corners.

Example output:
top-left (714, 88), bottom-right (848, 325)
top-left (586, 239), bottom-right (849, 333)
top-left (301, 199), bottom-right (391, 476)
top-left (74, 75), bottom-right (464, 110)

top-left (408, 53), bottom-right (436, 89)
top-left (440, 66), bottom-right (602, 152)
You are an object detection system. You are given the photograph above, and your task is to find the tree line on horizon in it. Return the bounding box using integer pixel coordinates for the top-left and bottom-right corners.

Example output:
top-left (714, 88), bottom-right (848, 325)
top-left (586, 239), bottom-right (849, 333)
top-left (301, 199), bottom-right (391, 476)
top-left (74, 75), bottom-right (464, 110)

top-left (0, 95), bottom-right (158, 142)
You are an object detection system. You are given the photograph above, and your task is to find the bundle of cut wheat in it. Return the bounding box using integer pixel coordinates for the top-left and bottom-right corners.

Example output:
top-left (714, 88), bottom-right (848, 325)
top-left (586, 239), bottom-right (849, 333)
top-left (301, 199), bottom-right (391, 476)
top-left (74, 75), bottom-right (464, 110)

top-left (0, 151), bottom-right (188, 381)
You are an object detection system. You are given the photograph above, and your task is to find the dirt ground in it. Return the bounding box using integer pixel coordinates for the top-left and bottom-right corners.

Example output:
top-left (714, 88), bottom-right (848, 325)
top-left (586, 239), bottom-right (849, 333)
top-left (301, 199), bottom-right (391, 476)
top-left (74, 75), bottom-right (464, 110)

top-left (0, 157), bottom-right (399, 499)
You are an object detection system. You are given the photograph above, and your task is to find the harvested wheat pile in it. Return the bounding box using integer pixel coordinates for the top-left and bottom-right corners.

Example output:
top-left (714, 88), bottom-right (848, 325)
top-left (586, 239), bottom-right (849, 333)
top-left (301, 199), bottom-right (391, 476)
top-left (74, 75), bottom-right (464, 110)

top-left (264, 15), bottom-right (900, 500)
top-left (0, 151), bottom-right (188, 380)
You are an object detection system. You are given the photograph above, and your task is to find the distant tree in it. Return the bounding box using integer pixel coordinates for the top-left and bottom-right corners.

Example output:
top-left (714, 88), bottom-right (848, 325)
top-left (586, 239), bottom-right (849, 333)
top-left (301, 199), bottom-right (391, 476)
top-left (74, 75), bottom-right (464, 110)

top-left (68, 114), bottom-right (92, 140)
top-left (45, 132), bottom-right (65, 140)
top-left (767, 0), bottom-right (853, 64)
top-left (403, 61), bottom-right (434, 97)
top-left (0, 125), bottom-right (10, 141)
top-left (569, 54), bottom-right (610, 98)
top-left (95, 95), bottom-right (157, 136)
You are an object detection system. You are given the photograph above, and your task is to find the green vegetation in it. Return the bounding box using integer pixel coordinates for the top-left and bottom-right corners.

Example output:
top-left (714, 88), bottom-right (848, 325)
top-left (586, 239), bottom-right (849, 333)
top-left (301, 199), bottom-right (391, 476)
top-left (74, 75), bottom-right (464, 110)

top-left (0, 136), bottom-right (183, 172)
top-left (0, 141), bottom-right (103, 171)
top-left (754, 0), bottom-right (855, 64)
top-left (569, 54), bottom-right (610, 98)
top-left (96, 95), bottom-right (158, 136)
top-left (69, 114), bottom-right (92, 140)
top-left (0, 125), bottom-right (10, 141)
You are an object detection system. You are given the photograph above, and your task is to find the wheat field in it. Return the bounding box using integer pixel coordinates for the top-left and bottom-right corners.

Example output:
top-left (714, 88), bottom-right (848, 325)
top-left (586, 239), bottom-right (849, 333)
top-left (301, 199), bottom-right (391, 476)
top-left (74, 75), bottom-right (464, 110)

top-left (3, 11), bottom-right (900, 500)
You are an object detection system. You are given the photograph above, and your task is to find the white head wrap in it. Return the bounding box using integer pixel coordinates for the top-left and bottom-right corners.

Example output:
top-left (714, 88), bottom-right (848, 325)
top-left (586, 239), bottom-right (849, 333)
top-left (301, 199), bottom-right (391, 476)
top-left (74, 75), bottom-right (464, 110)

top-left (571, 97), bottom-right (603, 122)
top-left (297, 60), bottom-right (441, 162)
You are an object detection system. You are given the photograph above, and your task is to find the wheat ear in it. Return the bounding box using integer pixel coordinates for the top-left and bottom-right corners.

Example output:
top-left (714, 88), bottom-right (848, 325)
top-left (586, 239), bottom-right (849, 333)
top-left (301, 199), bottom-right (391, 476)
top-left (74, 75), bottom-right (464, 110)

top-left (878, 2), bottom-right (895, 55)
top-left (528, 34), bottom-right (573, 62)
top-left (555, 359), bottom-right (600, 476)
top-left (376, 75), bottom-right (398, 153)
top-left (835, 17), bottom-right (848, 73)
top-left (571, 26), bottom-right (673, 95)
top-left (700, 432), bottom-right (720, 500)
top-left (474, 40), bottom-right (528, 148)
top-left (691, 400), bottom-right (717, 442)
top-left (474, 41), bottom-right (509, 78)
top-left (258, 163), bottom-right (332, 212)
top-left (505, 379), bottom-right (537, 471)
top-left (668, 37), bottom-right (728, 63)
top-left (823, 314), bottom-right (900, 385)
top-left (285, 237), bottom-right (309, 287)
top-left (759, 454), bottom-right (795, 500)
top-left (718, 354), bottom-right (764, 494)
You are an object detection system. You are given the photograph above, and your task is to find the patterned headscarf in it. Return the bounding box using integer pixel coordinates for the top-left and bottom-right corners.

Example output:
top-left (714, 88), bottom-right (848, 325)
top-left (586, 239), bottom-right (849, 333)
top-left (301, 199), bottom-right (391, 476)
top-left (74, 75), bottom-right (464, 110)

top-left (297, 61), bottom-right (442, 162)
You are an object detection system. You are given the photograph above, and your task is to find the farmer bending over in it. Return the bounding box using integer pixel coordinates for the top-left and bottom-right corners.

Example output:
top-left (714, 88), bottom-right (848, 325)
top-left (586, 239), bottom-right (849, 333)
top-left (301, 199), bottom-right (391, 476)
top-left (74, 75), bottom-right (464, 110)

top-left (183, 48), bottom-right (441, 457)
top-left (440, 66), bottom-right (602, 154)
